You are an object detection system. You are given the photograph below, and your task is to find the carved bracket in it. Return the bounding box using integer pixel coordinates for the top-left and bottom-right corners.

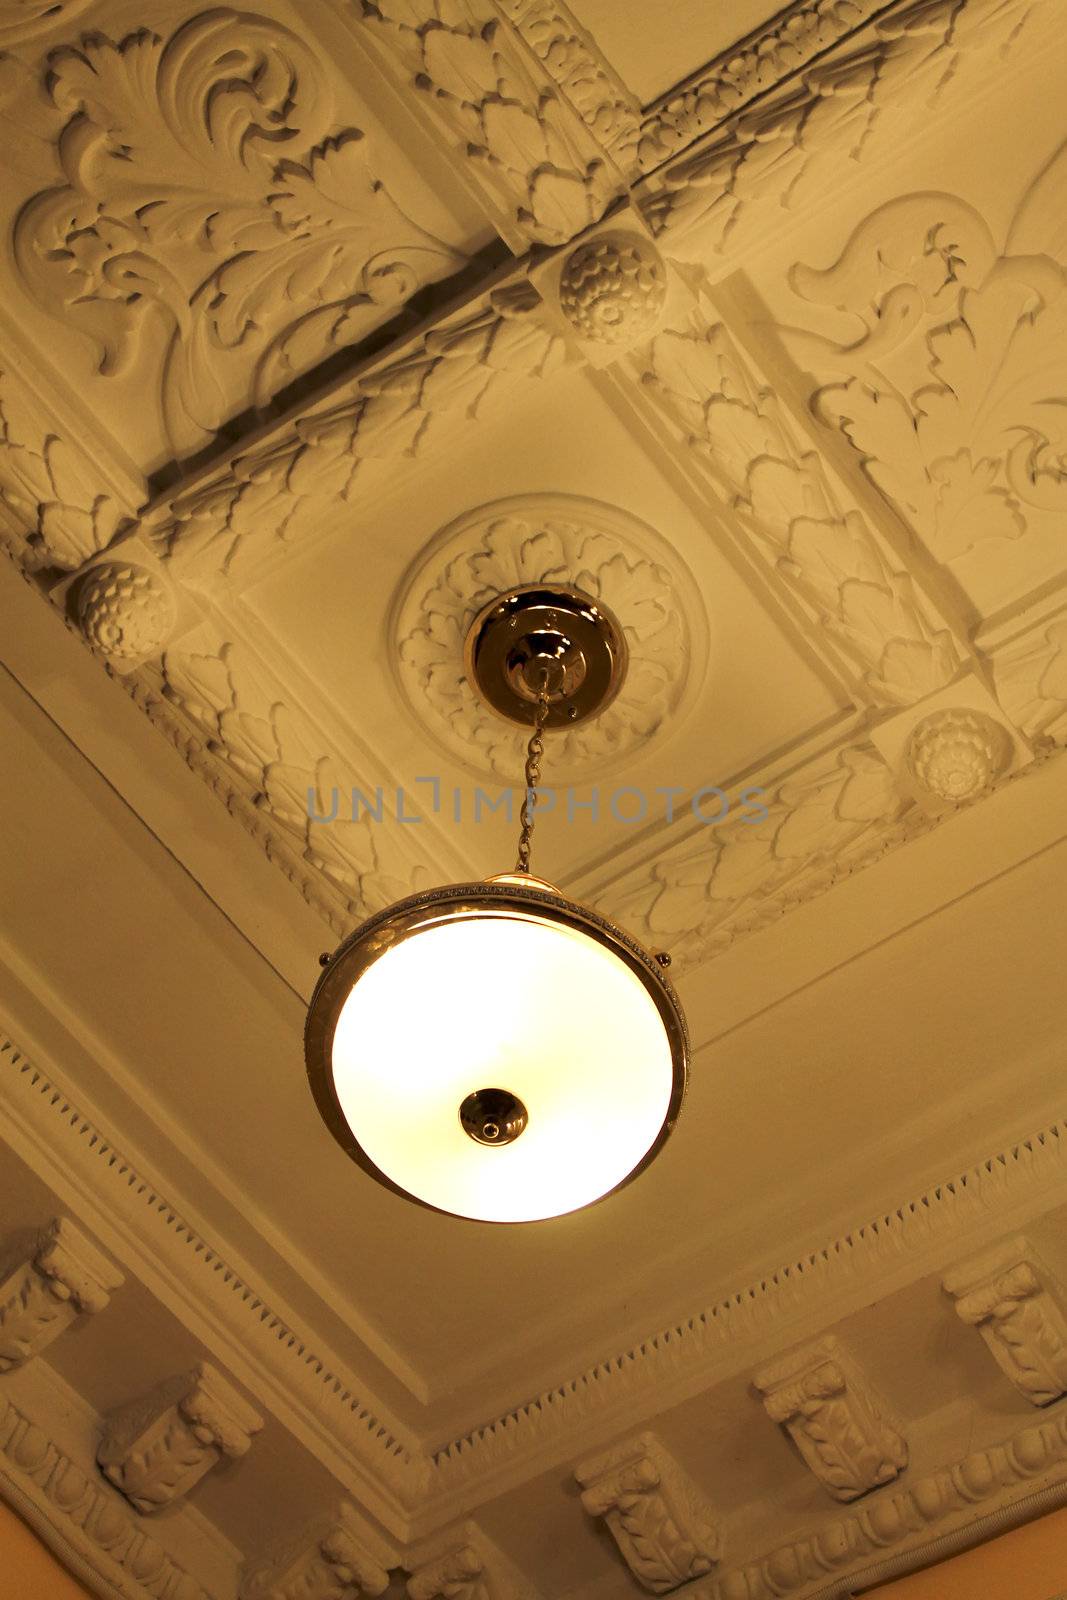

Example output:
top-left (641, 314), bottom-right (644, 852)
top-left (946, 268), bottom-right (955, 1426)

top-left (242, 1500), bottom-right (394, 1599)
top-left (754, 1337), bottom-right (908, 1502)
top-left (575, 1432), bottom-right (720, 1592)
top-left (944, 1237), bottom-right (1067, 1407)
top-left (0, 1217), bottom-right (123, 1372)
top-left (98, 1361), bottom-right (263, 1513)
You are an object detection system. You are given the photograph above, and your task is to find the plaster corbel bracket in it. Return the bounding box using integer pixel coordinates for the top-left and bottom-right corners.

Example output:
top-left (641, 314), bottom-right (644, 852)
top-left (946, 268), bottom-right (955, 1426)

top-left (575, 1431), bottom-right (721, 1593)
top-left (0, 1217), bottom-right (124, 1373)
top-left (753, 1336), bottom-right (908, 1502)
top-left (97, 1361), bottom-right (264, 1514)
top-left (944, 1236), bottom-right (1067, 1406)
top-left (241, 1499), bottom-right (397, 1599)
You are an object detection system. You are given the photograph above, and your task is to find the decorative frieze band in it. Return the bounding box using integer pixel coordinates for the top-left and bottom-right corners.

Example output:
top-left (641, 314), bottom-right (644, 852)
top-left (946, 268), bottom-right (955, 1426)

top-left (0, 1217), bottom-right (123, 1373)
top-left (0, 1389), bottom-right (216, 1600)
top-left (576, 1432), bottom-right (720, 1592)
top-left (753, 1338), bottom-right (908, 1502)
top-left (98, 1363), bottom-right (264, 1514)
top-left (944, 1238), bottom-right (1067, 1407)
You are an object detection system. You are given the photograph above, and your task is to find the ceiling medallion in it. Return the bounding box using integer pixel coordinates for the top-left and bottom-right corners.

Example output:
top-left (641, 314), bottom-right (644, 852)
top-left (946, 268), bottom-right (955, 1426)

top-left (306, 583), bottom-right (688, 1224)
top-left (391, 494), bottom-right (706, 779)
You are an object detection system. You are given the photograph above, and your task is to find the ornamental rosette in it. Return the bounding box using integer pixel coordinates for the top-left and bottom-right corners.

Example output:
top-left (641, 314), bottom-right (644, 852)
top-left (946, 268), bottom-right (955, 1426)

top-left (558, 232), bottom-right (667, 346)
top-left (905, 709), bottom-right (1013, 802)
top-left (75, 562), bottom-right (177, 662)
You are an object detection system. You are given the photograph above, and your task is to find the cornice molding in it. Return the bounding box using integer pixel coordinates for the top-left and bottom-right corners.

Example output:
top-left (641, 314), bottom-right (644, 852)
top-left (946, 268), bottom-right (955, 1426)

top-left (698, 1407), bottom-right (1067, 1600)
top-left (0, 1386), bottom-right (218, 1600)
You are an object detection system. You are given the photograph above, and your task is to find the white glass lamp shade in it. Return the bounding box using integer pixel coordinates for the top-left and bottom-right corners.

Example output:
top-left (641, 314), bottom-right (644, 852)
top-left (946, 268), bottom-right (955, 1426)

top-left (305, 879), bottom-right (688, 1222)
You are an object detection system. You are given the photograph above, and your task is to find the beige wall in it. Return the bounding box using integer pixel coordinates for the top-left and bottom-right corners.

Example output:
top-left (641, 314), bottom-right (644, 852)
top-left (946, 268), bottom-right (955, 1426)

top-left (0, 1500), bottom-right (92, 1600)
top-left (870, 1506), bottom-right (1067, 1600)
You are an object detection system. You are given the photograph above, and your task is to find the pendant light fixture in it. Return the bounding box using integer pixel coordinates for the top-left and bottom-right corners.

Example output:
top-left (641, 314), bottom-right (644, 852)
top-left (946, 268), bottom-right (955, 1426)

top-left (305, 585), bottom-right (688, 1223)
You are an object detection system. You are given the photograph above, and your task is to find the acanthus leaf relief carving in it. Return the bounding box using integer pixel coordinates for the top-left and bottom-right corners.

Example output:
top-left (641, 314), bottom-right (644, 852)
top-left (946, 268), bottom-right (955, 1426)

top-left (994, 617), bottom-right (1067, 744)
top-left (602, 743), bottom-right (908, 965)
top-left (98, 1360), bottom-right (263, 1513)
top-left (576, 1433), bottom-right (720, 1593)
top-left (353, 0), bottom-right (621, 246)
top-left (0, 1216), bottom-right (123, 1371)
top-left (753, 1338), bottom-right (908, 1502)
top-left (0, 1), bottom-right (94, 45)
top-left (153, 635), bottom-right (429, 916)
top-left (408, 1545), bottom-right (488, 1600)
top-left (944, 1238), bottom-right (1067, 1406)
top-left (393, 494), bottom-right (705, 780)
top-left (241, 1501), bottom-right (392, 1600)
top-left (150, 283), bottom-right (566, 577)
top-left (641, 0), bottom-right (1055, 253)
top-left (787, 142), bottom-right (1067, 590)
top-left (0, 367), bottom-right (132, 569)
top-left (640, 311), bottom-right (961, 706)
top-left (14, 9), bottom-right (466, 460)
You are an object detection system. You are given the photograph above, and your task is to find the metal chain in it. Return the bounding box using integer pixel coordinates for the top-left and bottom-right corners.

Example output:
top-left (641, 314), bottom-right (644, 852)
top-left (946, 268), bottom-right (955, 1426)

top-left (515, 674), bottom-right (551, 875)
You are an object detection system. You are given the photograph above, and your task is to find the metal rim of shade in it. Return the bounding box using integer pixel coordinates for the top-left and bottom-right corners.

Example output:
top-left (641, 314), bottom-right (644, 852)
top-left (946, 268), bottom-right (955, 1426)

top-left (305, 878), bottom-right (689, 1223)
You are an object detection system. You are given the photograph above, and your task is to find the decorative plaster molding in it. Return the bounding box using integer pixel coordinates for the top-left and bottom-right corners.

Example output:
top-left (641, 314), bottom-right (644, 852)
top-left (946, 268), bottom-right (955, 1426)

top-left (639, 0), bottom-right (1054, 252)
top-left (637, 0), bottom-right (890, 171)
top-left (147, 281), bottom-right (566, 580)
top-left (408, 1545), bottom-right (487, 1600)
top-left (5, 1026), bottom-right (1067, 1531)
top-left (0, 1032), bottom-right (425, 1524)
top-left (905, 709), bottom-right (1014, 804)
top-left (241, 1501), bottom-right (393, 1600)
top-left (638, 307), bottom-right (962, 707)
top-left (557, 231), bottom-right (668, 348)
top-left (788, 150), bottom-right (1067, 585)
top-left (944, 1238), bottom-right (1067, 1407)
top-left (0, 1217), bottom-right (123, 1373)
top-left (0, 1387), bottom-right (216, 1600)
top-left (352, 0), bottom-right (621, 249)
top-left (74, 562), bottom-right (179, 666)
top-left (14, 9), bottom-right (465, 459)
top-left (753, 1338), bottom-right (908, 1502)
top-left (602, 739), bottom-right (908, 964)
top-left (151, 629), bottom-right (432, 919)
top-left (497, 0), bottom-right (641, 173)
top-left (0, 1), bottom-right (94, 45)
top-left (699, 1407), bottom-right (1067, 1600)
top-left (0, 366), bottom-right (131, 570)
top-left (994, 618), bottom-right (1067, 746)
top-left (98, 1362), bottom-right (264, 1514)
top-left (407, 1523), bottom-right (539, 1600)
top-left (576, 1433), bottom-right (720, 1592)
top-left (393, 493), bottom-right (705, 779)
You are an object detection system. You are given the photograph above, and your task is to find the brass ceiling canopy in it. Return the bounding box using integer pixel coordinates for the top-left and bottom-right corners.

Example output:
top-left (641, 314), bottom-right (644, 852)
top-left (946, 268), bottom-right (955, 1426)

top-left (305, 582), bottom-right (688, 1224)
top-left (463, 583), bottom-right (627, 729)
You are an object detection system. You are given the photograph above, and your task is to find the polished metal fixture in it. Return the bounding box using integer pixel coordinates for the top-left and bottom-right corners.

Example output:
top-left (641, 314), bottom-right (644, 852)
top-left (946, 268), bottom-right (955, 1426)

top-left (305, 584), bottom-right (688, 1223)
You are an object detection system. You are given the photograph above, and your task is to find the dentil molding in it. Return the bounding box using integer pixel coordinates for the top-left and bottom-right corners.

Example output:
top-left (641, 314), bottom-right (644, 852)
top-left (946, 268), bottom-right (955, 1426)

top-left (98, 1364), bottom-right (264, 1515)
top-left (8, 1016), bottom-right (1067, 1533)
top-left (576, 1432), bottom-right (720, 1592)
top-left (392, 493), bottom-right (707, 780)
top-left (0, 1217), bottom-right (123, 1373)
top-left (753, 1338), bottom-right (908, 1503)
top-left (944, 1238), bottom-right (1067, 1408)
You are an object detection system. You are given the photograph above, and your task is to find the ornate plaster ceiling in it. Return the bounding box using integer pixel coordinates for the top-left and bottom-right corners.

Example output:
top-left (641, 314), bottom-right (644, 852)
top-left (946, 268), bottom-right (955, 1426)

top-left (2, 1), bottom-right (1067, 1598)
